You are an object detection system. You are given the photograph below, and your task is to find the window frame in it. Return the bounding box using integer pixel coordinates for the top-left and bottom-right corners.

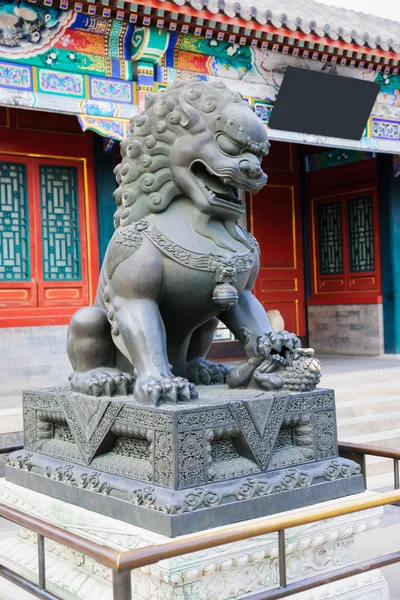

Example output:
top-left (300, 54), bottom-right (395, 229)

top-left (309, 186), bottom-right (382, 305)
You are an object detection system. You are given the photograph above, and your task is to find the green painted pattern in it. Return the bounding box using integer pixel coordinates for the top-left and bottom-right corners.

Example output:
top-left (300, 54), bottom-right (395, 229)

top-left (306, 149), bottom-right (376, 171)
top-left (0, 161), bottom-right (30, 281)
top-left (39, 165), bottom-right (81, 281)
top-left (131, 27), bottom-right (170, 63)
top-left (0, 48), bottom-right (132, 80)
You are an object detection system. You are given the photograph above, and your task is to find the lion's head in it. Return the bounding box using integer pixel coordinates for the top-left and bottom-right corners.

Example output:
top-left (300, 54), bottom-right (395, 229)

top-left (113, 78), bottom-right (270, 233)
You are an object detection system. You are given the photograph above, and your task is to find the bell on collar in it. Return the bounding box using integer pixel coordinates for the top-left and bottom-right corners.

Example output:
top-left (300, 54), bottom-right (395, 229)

top-left (212, 281), bottom-right (239, 310)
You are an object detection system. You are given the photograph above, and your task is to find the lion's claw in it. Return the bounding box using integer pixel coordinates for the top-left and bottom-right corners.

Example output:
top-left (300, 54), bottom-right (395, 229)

top-left (70, 368), bottom-right (134, 397)
top-left (186, 358), bottom-right (230, 385)
top-left (137, 376), bottom-right (197, 405)
top-left (251, 330), bottom-right (301, 361)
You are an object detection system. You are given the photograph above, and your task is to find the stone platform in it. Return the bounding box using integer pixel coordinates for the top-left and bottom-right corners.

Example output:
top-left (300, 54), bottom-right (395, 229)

top-left (0, 480), bottom-right (389, 600)
top-left (5, 385), bottom-right (364, 536)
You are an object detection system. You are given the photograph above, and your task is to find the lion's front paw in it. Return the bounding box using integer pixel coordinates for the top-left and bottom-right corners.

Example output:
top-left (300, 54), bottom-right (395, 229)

top-left (245, 330), bottom-right (301, 360)
top-left (135, 376), bottom-right (198, 405)
top-left (69, 368), bottom-right (134, 397)
top-left (186, 358), bottom-right (231, 385)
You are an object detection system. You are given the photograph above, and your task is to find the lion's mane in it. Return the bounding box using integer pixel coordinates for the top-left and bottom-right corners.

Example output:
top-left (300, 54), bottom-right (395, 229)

top-left (113, 78), bottom-right (256, 229)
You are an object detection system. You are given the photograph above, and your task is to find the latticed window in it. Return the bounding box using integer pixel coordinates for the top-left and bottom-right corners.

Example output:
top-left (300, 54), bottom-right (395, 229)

top-left (0, 156), bottom-right (89, 316)
top-left (317, 202), bottom-right (343, 275)
top-left (0, 162), bottom-right (30, 281)
top-left (39, 165), bottom-right (81, 281)
top-left (347, 197), bottom-right (375, 273)
top-left (314, 193), bottom-right (379, 298)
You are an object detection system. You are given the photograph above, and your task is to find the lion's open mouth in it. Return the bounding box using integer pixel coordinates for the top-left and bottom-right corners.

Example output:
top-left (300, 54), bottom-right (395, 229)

top-left (191, 162), bottom-right (243, 210)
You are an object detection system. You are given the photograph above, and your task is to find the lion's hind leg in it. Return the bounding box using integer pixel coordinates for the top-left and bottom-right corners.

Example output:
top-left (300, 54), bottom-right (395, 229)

top-left (67, 306), bottom-right (134, 397)
top-left (186, 318), bottom-right (231, 385)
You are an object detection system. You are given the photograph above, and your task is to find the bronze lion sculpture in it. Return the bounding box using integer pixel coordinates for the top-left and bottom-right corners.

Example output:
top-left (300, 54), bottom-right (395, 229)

top-left (67, 79), bottom-right (320, 404)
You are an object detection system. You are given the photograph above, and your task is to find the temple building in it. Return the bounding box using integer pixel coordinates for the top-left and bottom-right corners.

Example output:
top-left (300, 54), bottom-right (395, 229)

top-left (1, 0), bottom-right (400, 393)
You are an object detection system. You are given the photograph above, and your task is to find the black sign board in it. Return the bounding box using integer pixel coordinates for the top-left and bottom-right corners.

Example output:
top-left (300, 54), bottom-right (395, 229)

top-left (268, 66), bottom-right (380, 140)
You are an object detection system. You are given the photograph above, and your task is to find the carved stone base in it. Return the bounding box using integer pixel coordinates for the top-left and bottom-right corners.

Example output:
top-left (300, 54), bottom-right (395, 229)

top-left (0, 480), bottom-right (389, 600)
top-left (6, 386), bottom-right (364, 536)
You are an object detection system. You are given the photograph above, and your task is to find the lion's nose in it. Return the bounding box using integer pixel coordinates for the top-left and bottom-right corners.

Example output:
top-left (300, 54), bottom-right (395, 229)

top-left (239, 160), bottom-right (264, 179)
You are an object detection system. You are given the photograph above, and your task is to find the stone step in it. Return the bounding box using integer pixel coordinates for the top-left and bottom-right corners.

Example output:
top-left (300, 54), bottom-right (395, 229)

top-left (338, 411), bottom-right (400, 437)
top-left (364, 454), bottom-right (399, 478)
top-left (327, 380), bottom-right (400, 402)
top-left (341, 427), bottom-right (400, 448)
top-left (367, 470), bottom-right (397, 491)
top-left (336, 396), bottom-right (400, 419)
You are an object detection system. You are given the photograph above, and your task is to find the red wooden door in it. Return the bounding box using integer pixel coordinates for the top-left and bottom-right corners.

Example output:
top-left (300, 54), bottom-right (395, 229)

top-left (0, 155), bottom-right (90, 319)
top-left (307, 157), bottom-right (381, 305)
top-left (250, 142), bottom-right (306, 337)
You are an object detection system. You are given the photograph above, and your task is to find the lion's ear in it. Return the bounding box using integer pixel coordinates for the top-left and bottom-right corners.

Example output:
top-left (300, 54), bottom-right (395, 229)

top-left (175, 97), bottom-right (205, 133)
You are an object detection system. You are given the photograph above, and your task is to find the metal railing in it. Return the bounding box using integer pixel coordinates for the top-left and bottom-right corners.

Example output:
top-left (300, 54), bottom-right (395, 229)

top-left (339, 441), bottom-right (400, 491)
top-left (0, 442), bottom-right (399, 600)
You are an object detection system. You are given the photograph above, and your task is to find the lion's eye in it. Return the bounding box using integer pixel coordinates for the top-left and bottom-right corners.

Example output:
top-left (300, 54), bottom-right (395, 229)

top-left (216, 134), bottom-right (242, 157)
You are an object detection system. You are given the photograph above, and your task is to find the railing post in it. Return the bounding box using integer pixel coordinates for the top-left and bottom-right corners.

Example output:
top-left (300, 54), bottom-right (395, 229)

top-left (278, 529), bottom-right (287, 588)
top-left (37, 534), bottom-right (46, 590)
top-left (112, 569), bottom-right (132, 600)
top-left (394, 459), bottom-right (400, 490)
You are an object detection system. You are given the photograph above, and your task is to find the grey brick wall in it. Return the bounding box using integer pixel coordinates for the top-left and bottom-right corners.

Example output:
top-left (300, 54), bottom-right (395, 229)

top-left (308, 304), bottom-right (384, 356)
top-left (0, 325), bottom-right (70, 419)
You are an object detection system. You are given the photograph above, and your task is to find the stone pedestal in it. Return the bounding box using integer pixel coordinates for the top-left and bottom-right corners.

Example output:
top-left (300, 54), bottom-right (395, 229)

top-left (0, 480), bottom-right (389, 600)
top-left (6, 386), bottom-right (364, 536)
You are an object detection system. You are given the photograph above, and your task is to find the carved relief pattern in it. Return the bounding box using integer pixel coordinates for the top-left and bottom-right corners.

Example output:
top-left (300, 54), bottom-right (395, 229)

top-left (211, 439), bottom-right (239, 462)
top-left (268, 448), bottom-right (314, 470)
top-left (23, 408), bottom-right (36, 449)
top-left (118, 407), bottom-right (173, 429)
top-left (154, 431), bottom-right (174, 487)
top-left (274, 427), bottom-right (293, 449)
top-left (45, 464), bottom-right (112, 495)
top-left (229, 393), bottom-right (289, 469)
top-left (7, 452), bottom-right (362, 518)
top-left (287, 393), bottom-right (333, 413)
top-left (177, 430), bottom-right (205, 488)
top-left (92, 454), bottom-right (153, 481)
top-left (314, 411), bottom-right (337, 460)
top-left (323, 460), bottom-right (361, 481)
top-left (176, 408), bottom-right (232, 428)
top-left (60, 396), bottom-right (123, 464)
top-left (113, 436), bottom-right (151, 460)
top-left (135, 219), bottom-right (255, 275)
top-left (36, 440), bottom-right (84, 464)
top-left (54, 424), bottom-right (74, 443)
top-left (37, 410), bottom-right (66, 424)
top-left (24, 392), bottom-right (58, 410)
top-left (114, 226), bottom-right (143, 248)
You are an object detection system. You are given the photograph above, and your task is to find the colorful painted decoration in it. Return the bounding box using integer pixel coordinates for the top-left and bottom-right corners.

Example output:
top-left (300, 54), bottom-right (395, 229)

top-left (77, 114), bottom-right (132, 140)
top-left (0, 19), bottom-right (400, 154)
top-left (0, 1), bottom-right (75, 59)
top-left (305, 149), bottom-right (376, 171)
top-left (0, 60), bottom-right (32, 90)
top-left (131, 27), bottom-right (169, 63)
top-left (372, 118), bottom-right (400, 140)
